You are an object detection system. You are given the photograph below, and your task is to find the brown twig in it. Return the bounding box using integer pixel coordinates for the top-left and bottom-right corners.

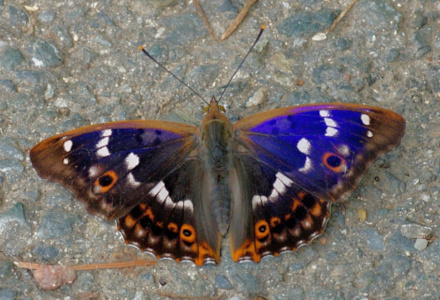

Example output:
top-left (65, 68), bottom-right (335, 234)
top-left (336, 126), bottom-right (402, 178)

top-left (14, 259), bottom-right (156, 270)
top-left (220, 0), bottom-right (258, 41)
top-left (312, 0), bottom-right (360, 41)
top-left (193, 0), bottom-right (216, 40)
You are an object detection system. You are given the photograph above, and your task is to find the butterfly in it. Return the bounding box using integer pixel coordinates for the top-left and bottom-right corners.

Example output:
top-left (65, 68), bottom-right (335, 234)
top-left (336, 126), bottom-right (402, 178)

top-left (30, 99), bottom-right (405, 265)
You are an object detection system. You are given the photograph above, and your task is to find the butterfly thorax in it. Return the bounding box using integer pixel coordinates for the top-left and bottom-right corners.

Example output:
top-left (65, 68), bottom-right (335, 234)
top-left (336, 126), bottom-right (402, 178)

top-left (200, 100), bottom-right (235, 235)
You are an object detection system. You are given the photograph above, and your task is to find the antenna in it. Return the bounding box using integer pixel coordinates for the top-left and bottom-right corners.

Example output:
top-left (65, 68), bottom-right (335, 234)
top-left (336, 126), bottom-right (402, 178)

top-left (217, 25), bottom-right (266, 103)
top-left (138, 25), bottom-right (265, 106)
top-left (138, 46), bottom-right (209, 105)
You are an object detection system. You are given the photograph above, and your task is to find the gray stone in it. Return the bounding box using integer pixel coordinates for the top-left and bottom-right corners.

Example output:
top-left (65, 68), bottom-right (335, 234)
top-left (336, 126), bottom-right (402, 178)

top-left (0, 159), bottom-right (24, 183)
top-left (276, 10), bottom-right (337, 38)
top-left (414, 238), bottom-right (428, 251)
top-left (37, 9), bottom-right (56, 22)
top-left (0, 203), bottom-right (27, 230)
top-left (37, 211), bottom-right (77, 238)
top-left (0, 80), bottom-right (15, 93)
top-left (400, 224), bottom-right (432, 239)
top-left (274, 288), bottom-right (305, 300)
top-left (162, 12), bottom-right (208, 46)
top-left (0, 261), bottom-right (12, 279)
top-left (230, 273), bottom-right (261, 293)
top-left (215, 275), bottom-right (233, 290)
top-left (5, 5), bottom-right (29, 27)
top-left (0, 48), bottom-right (23, 71)
top-left (54, 25), bottom-right (73, 48)
top-left (364, 228), bottom-right (385, 251)
top-left (0, 137), bottom-right (24, 160)
top-left (28, 39), bottom-right (63, 67)
top-left (0, 288), bottom-right (16, 300)
top-left (31, 243), bottom-right (60, 262)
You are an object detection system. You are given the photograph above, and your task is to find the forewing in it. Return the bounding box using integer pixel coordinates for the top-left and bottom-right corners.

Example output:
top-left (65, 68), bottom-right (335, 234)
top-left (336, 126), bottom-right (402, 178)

top-left (234, 103), bottom-right (405, 202)
top-left (30, 120), bottom-right (199, 220)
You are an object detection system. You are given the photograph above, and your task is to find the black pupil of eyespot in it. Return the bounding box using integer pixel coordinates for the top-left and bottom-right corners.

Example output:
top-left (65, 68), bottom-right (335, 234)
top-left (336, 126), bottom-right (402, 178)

top-left (259, 225), bottom-right (266, 233)
top-left (183, 229), bottom-right (191, 236)
top-left (327, 155), bottom-right (342, 167)
top-left (99, 175), bottom-right (113, 186)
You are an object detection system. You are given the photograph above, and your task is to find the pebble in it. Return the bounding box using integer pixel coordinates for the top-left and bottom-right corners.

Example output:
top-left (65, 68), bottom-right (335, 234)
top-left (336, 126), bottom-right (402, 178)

top-left (364, 228), bottom-right (385, 251)
top-left (215, 275), bottom-right (233, 290)
top-left (37, 9), bottom-right (56, 23)
top-left (31, 243), bottom-right (60, 262)
top-left (36, 211), bottom-right (77, 239)
top-left (0, 48), bottom-right (23, 71)
top-left (0, 137), bottom-right (24, 160)
top-left (414, 238), bottom-right (428, 251)
top-left (0, 159), bottom-right (24, 183)
top-left (245, 87), bottom-right (267, 108)
top-left (276, 9), bottom-right (337, 38)
top-left (28, 39), bottom-right (63, 67)
top-left (400, 224), bottom-right (432, 239)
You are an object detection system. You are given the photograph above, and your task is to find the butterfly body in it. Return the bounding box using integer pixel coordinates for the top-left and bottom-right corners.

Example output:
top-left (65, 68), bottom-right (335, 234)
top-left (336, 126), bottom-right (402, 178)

top-left (30, 100), bottom-right (405, 265)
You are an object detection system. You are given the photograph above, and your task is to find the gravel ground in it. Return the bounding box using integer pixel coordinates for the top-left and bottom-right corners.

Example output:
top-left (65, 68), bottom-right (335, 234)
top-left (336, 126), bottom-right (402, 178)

top-left (0, 0), bottom-right (439, 299)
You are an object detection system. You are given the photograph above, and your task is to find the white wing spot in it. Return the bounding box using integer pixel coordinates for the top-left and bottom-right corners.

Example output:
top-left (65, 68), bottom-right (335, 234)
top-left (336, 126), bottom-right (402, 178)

top-left (96, 137), bottom-right (109, 148)
top-left (319, 110), bottom-right (330, 117)
top-left (157, 187), bottom-right (169, 202)
top-left (127, 172), bottom-right (141, 187)
top-left (96, 147), bottom-right (110, 157)
top-left (325, 127), bottom-right (338, 137)
top-left (338, 144), bottom-right (350, 157)
top-left (183, 199), bottom-right (194, 212)
top-left (149, 181), bottom-right (165, 196)
top-left (101, 129), bottom-right (112, 137)
top-left (88, 165), bottom-right (99, 177)
top-left (299, 157), bottom-right (312, 173)
top-left (63, 140), bottom-right (73, 152)
top-left (297, 138), bottom-right (311, 155)
top-left (252, 195), bottom-right (269, 210)
top-left (367, 130), bottom-right (373, 137)
top-left (276, 172), bottom-right (294, 186)
top-left (125, 153), bottom-right (140, 171)
top-left (361, 114), bottom-right (371, 126)
top-left (63, 158), bottom-right (69, 165)
top-left (324, 118), bottom-right (337, 128)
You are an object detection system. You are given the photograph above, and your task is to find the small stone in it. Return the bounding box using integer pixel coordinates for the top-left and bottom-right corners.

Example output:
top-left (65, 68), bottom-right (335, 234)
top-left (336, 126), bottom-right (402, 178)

top-left (357, 209), bottom-right (367, 221)
top-left (414, 239), bottom-right (428, 251)
top-left (0, 137), bottom-right (24, 160)
top-left (0, 203), bottom-right (27, 231)
top-left (28, 39), bottom-right (63, 67)
top-left (246, 87), bottom-right (267, 108)
top-left (0, 159), bottom-right (24, 183)
top-left (0, 48), bottom-right (23, 71)
top-left (32, 244), bottom-right (60, 262)
top-left (38, 9), bottom-right (56, 23)
top-left (401, 224), bottom-right (432, 239)
top-left (215, 275), bottom-right (233, 290)
top-left (37, 212), bottom-right (77, 238)
top-left (276, 10), bottom-right (337, 38)
top-left (33, 265), bottom-right (77, 290)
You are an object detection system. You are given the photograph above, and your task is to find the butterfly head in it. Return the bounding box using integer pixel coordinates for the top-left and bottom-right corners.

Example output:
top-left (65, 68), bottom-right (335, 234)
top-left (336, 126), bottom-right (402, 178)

top-left (202, 97), bottom-right (228, 122)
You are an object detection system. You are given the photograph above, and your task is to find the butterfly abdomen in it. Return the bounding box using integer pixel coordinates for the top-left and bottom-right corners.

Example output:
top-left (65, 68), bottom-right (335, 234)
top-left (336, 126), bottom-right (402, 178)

top-left (200, 114), bottom-right (235, 236)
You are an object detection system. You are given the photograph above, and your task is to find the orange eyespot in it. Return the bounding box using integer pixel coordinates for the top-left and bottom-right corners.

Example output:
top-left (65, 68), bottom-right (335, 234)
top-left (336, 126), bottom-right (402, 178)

top-left (255, 220), bottom-right (270, 240)
top-left (94, 170), bottom-right (118, 193)
top-left (180, 224), bottom-right (196, 244)
top-left (322, 152), bottom-right (346, 173)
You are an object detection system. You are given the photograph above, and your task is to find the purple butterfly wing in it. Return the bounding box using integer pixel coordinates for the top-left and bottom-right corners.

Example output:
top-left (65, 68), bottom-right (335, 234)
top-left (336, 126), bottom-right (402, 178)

top-left (229, 103), bottom-right (405, 262)
top-left (31, 120), bottom-right (220, 265)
